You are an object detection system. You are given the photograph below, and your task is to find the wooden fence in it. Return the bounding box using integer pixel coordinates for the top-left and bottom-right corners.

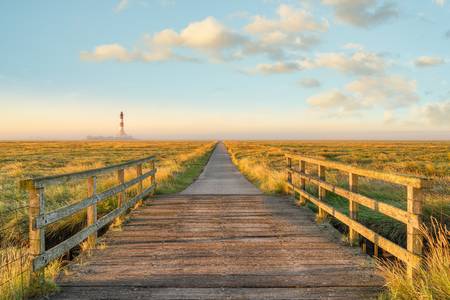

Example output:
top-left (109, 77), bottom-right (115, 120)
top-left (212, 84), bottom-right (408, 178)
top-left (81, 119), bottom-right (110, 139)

top-left (285, 154), bottom-right (430, 278)
top-left (20, 155), bottom-right (156, 277)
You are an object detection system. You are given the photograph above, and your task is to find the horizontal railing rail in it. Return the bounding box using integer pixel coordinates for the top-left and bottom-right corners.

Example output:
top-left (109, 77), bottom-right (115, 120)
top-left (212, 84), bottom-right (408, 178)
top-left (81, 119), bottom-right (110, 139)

top-left (19, 155), bottom-right (157, 279)
top-left (20, 155), bottom-right (155, 188)
top-left (285, 154), bottom-right (430, 279)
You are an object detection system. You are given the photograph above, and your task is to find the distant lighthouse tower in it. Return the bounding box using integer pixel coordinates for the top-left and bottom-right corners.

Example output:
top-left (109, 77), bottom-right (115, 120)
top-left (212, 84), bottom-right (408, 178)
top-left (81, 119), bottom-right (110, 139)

top-left (118, 111), bottom-right (127, 137)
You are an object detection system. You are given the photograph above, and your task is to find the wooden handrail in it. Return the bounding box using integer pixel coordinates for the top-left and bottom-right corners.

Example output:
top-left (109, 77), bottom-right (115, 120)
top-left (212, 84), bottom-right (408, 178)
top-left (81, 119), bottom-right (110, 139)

top-left (20, 155), bottom-right (157, 276)
top-left (285, 154), bottom-right (430, 279)
top-left (286, 154), bottom-right (429, 188)
top-left (20, 155), bottom-right (155, 189)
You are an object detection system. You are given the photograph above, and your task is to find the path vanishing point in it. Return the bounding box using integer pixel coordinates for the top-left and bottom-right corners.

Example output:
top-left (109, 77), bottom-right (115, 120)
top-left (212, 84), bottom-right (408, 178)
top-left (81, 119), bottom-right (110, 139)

top-left (53, 142), bottom-right (384, 299)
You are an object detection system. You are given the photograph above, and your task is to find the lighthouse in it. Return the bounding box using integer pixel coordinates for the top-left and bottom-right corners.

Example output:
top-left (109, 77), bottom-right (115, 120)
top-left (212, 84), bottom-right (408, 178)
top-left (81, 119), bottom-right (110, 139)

top-left (118, 111), bottom-right (126, 137)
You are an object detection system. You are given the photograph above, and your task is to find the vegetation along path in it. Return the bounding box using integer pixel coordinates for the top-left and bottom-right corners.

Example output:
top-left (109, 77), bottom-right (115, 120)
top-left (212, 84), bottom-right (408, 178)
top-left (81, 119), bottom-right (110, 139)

top-left (53, 143), bottom-right (384, 299)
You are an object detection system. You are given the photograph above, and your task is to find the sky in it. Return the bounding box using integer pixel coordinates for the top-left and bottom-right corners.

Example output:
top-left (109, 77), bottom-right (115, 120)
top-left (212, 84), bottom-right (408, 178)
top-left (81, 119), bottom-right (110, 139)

top-left (1, 0), bottom-right (449, 140)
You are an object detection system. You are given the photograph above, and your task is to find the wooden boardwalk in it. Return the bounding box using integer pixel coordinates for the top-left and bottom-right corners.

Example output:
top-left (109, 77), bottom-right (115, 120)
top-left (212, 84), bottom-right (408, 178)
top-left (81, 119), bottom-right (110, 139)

top-left (52, 144), bottom-right (384, 299)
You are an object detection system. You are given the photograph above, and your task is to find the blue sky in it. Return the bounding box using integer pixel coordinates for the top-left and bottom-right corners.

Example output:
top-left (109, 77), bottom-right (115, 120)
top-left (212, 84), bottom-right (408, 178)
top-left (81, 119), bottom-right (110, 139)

top-left (1, 0), bottom-right (449, 139)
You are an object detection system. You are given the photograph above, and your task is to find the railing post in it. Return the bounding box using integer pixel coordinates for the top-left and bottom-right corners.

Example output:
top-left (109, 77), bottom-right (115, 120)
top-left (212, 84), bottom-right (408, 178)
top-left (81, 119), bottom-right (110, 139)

top-left (117, 168), bottom-right (125, 207)
top-left (349, 173), bottom-right (359, 245)
top-left (406, 185), bottom-right (423, 279)
top-left (286, 157), bottom-right (292, 184)
top-left (87, 176), bottom-right (97, 248)
top-left (135, 163), bottom-right (143, 207)
top-left (115, 168), bottom-right (125, 224)
top-left (28, 185), bottom-right (45, 283)
top-left (299, 160), bottom-right (306, 205)
top-left (150, 160), bottom-right (156, 195)
top-left (317, 165), bottom-right (327, 222)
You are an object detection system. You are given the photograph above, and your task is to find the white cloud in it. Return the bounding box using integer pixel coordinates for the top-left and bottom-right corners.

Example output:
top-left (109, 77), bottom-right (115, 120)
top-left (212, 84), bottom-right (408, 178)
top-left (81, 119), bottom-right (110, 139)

top-left (249, 61), bottom-right (302, 75)
top-left (245, 4), bottom-right (328, 34)
top-left (307, 90), bottom-right (363, 112)
top-left (346, 75), bottom-right (419, 108)
top-left (301, 50), bottom-right (386, 75)
top-left (414, 56), bottom-right (445, 67)
top-left (343, 43), bottom-right (364, 50)
top-left (416, 101), bottom-right (450, 126)
top-left (83, 5), bottom-right (328, 64)
top-left (114, 0), bottom-right (129, 13)
top-left (180, 17), bottom-right (244, 50)
top-left (433, 0), bottom-right (446, 6)
top-left (307, 75), bottom-right (419, 112)
top-left (80, 44), bottom-right (132, 62)
top-left (241, 4), bottom-right (327, 57)
top-left (299, 78), bottom-right (321, 88)
top-left (322, 0), bottom-right (398, 28)
top-left (82, 17), bottom-right (245, 63)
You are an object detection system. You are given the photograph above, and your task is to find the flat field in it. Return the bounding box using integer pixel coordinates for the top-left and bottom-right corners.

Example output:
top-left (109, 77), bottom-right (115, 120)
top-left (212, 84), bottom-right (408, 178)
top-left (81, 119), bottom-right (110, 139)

top-left (225, 141), bottom-right (450, 245)
top-left (0, 141), bottom-right (215, 298)
top-left (0, 141), bottom-right (214, 241)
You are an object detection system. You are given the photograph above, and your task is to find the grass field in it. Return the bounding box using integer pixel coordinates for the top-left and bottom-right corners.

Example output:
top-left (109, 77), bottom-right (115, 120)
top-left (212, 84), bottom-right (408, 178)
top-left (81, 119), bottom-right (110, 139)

top-left (225, 140), bottom-right (450, 299)
top-left (225, 141), bottom-right (450, 241)
top-left (0, 140), bottom-right (215, 299)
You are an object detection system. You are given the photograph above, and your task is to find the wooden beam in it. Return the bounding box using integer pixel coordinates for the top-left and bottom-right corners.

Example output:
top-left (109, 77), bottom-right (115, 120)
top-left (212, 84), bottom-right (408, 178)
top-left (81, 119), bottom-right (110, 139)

top-left (117, 169), bottom-right (125, 222)
top-left (34, 169), bottom-right (156, 228)
top-left (290, 185), bottom-right (421, 268)
top-left (298, 160), bottom-right (306, 206)
top-left (135, 164), bottom-right (143, 208)
top-left (29, 186), bottom-right (45, 278)
top-left (20, 156), bottom-right (155, 189)
top-left (286, 155), bottom-right (428, 188)
top-left (87, 176), bottom-right (97, 249)
top-left (349, 173), bottom-right (359, 245)
top-left (32, 184), bottom-right (156, 271)
top-left (288, 168), bottom-right (414, 227)
top-left (406, 185), bottom-right (423, 279)
top-left (317, 165), bottom-right (327, 222)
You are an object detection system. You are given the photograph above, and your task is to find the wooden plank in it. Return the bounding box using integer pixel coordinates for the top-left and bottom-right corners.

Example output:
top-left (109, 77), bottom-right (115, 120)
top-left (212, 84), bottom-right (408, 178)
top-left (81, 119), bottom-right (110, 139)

top-left (35, 169), bottom-right (156, 228)
top-left (290, 169), bottom-right (414, 226)
top-left (349, 173), bottom-right (359, 244)
top-left (52, 195), bottom-right (383, 299)
top-left (286, 154), bottom-right (428, 188)
top-left (406, 185), bottom-right (423, 278)
top-left (292, 186), bottom-right (421, 267)
top-left (20, 155), bottom-right (155, 189)
top-left (317, 165), bottom-right (327, 221)
top-left (87, 176), bottom-right (97, 248)
top-left (28, 186), bottom-right (45, 283)
top-left (32, 184), bottom-right (156, 271)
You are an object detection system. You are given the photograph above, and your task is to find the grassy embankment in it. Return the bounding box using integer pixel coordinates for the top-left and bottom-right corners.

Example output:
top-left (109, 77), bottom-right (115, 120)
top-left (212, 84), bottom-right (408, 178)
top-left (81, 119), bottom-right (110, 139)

top-left (0, 141), bottom-right (215, 299)
top-left (225, 140), bottom-right (449, 300)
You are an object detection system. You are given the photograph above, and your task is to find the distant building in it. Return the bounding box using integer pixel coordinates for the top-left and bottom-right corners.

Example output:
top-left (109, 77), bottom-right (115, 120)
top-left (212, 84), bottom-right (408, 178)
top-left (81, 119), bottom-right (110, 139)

top-left (87, 111), bottom-right (135, 140)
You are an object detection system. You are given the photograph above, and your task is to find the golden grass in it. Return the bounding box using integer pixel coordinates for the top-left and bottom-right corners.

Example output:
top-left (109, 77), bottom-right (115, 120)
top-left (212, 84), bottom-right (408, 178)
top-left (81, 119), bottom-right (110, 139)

top-left (225, 140), bottom-right (449, 299)
top-left (0, 140), bottom-right (215, 298)
top-left (377, 219), bottom-right (450, 300)
top-left (0, 247), bottom-right (61, 300)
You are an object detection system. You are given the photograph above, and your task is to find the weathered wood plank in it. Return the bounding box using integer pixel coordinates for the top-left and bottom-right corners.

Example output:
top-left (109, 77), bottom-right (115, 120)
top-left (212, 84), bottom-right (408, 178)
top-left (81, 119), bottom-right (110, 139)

top-left (35, 169), bottom-right (156, 228)
top-left (293, 186), bottom-right (420, 267)
top-left (286, 154), bottom-right (428, 188)
top-left (33, 184), bottom-right (156, 271)
top-left (20, 156), bottom-right (155, 188)
top-left (290, 168), bottom-right (414, 226)
top-left (52, 195), bottom-right (383, 299)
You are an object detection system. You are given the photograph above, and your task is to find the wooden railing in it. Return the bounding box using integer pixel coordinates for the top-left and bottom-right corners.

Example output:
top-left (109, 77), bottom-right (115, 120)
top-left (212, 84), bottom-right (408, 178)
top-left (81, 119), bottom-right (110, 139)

top-left (285, 154), bottom-right (430, 278)
top-left (20, 155), bottom-right (156, 277)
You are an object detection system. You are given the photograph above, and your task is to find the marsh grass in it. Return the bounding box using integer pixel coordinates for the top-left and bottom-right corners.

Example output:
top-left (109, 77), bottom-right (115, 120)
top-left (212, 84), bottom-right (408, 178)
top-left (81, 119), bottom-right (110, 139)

top-left (377, 219), bottom-right (450, 300)
top-left (226, 140), bottom-right (449, 299)
top-left (0, 141), bottom-right (215, 298)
